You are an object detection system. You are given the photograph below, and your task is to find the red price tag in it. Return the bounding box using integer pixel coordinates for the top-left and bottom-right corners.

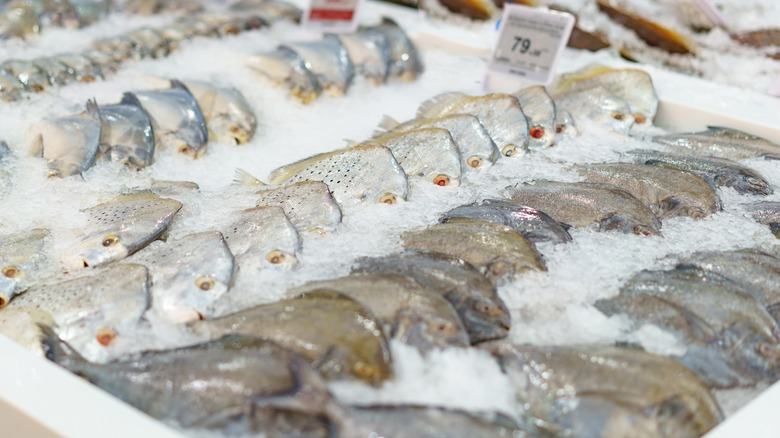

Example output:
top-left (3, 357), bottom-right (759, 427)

top-left (302, 0), bottom-right (363, 32)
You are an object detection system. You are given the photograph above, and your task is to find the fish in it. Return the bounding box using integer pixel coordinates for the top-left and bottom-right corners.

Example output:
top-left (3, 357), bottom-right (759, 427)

top-left (653, 126), bottom-right (780, 160)
top-left (147, 179), bottom-right (200, 198)
top-left (98, 93), bottom-right (155, 170)
top-left (8, 263), bottom-right (150, 362)
top-left (485, 343), bottom-right (723, 437)
top-left (555, 109), bottom-right (578, 137)
top-left (628, 149), bottom-right (773, 196)
top-left (281, 34), bottom-right (354, 96)
top-left (128, 80), bottom-right (208, 158)
top-left (221, 206), bottom-right (300, 273)
top-left (268, 144), bottom-right (408, 206)
top-left (744, 201), bottom-right (780, 238)
top-left (32, 0), bottom-right (80, 29)
top-left (595, 266), bottom-right (780, 388)
top-left (441, 199), bottom-right (572, 244)
top-left (181, 80), bottom-right (257, 145)
top-left (244, 178), bottom-right (342, 234)
top-left (189, 290), bottom-right (393, 385)
top-left (0, 228), bottom-right (54, 307)
top-left (512, 85), bottom-right (556, 149)
top-left (732, 29), bottom-right (780, 48)
top-left (286, 273), bottom-right (469, 351)
top-left (505, 181), bottom-right (662, 236)
top-left (63, 193), bottom-right (182, 268)
top-left (27, 99), bottom-right (102, 177)
top-left (417, 92), bottom-right (529, 158)
top-left (419, 0), bottom-right (495, 20)
top-left (92, 35), bottom-right (135, 62)
top-left (55, 53), bottom-right (102, 82)
top-left (352, 249), bottom-right (511, 344)
top-left (124, 231), bottom-right (235, 323)
top-left (247, 46), bottom-right (322, 104)
top-left (571, 162), bottom-right (720, 219)
top-left (596, 0), bottom-right (696, 55)
top-left (229, 0), bottom-right (302, 23)
top-left (2, 60), bottom-right (48, 91)
top-left (553, 64), bottom-right (658, 126)
top-left (126, 27), bottom-right (169, 60)
top-left (42, 330), bottom-right (340, 431)
top-left (373, 114), bottom-right (500, 170)
top-left (71, 0), bottom-right (112, 27)
top-left (402, 219), bottom-right (546, 285)
top-left (197, 405), bottom-right (332, 437)
top-left (124, 0), bottom-right (203, 15)
top-left (0, 68), bottom-right (23, 101)
top-left (332, 28), bottom-right (390, 84)
top-left (371, 17), bottom-right (423, 81)
top-left (32, 57), bottom-right (73, 87)
top-left (0, 3), bottom-right (39, 39)
top-left (548, 5), bottom-right (611, 52)
top-left (554, 87), bottom-right (634, 135)
top-left (0, 139), bottom-right (15, 185)
top-left (366, 127), bottom-right (461, 187)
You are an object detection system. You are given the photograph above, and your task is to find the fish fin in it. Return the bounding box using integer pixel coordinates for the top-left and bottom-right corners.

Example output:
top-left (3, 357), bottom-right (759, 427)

top-left (767, 303), bottom-right (780, 323)
top-left (169, 78), bottom-right (191, 93)
top-left (373, 115), bottom-right (400, 137)
top-left (118, 92), bottom-right (145, 110)
top-left (769, 222), bottom-right (780, 239)
top-left (37, 323), bottom-right (87, 367)
top-left (557, 221), bottom-right (573, 231)
top-left (380, 16), bottom-right (400, 27)
top-left (85, 98), bottom-right (101, 121)
top-left (761, 153), bottom-right (780, 161)
top-left (343, 139), bottom-right (359, 148)
top-left (417, 92), bottom-right (468, 119)
top-left (232, 168), bottom-right (265, 186)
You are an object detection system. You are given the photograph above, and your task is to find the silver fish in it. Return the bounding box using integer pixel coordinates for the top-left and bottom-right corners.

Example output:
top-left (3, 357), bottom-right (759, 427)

top-left (245, 178), bottom-right (341, 234)
top-left (55, 53), bottom-right (102, 82)
top-left (182, 80), bottom-right (257, 145)
top-left (125, 231), bottom-right (235, 323)
top-left (513, 85), bottom-right (556, 148)
top-left (32, 57), bottom-right (72, 87)
top-left (64, 193), bottom-right (182, 268)
top-left (221, 206), bottom-right (300, 272)
top-left (333, 28), bottom-right (390, 84)
top-left (247, 46), bottom-right (322, 104)
top-left (555, 86), bottom-right (634, 135)
top-left (98, 94), bottom-right (155, 170)
top-left (653, 126), bottom-right (780, 160)
top-left (371, 17), bottom-right (423, 81)
top-left (268, 144), bottom-right (408, 206)
top-left (0, 228), bottom-right (54, 306)
top-left (128, 80), bottom-right (208, 158)
top-left (0, 68), bottom-right (23, 101)
top-left (27, 99), bottom-right (102, 177)
top-left (744, 201), bottom-right (780, 238)
top-left (2, 59), bottom-right (47, 91)
top-left (282, 34), bottom-right (354, 96)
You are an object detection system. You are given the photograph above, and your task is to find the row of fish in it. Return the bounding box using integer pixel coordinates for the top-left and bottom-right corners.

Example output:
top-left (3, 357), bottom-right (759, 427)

top-left (247, 17), bottom-right (423, 103)
top-left (26, 78), bottom-right (256, 176)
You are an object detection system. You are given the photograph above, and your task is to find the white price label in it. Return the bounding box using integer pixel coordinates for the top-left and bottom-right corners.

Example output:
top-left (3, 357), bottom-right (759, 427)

top-left (302, 0), bottom-right (363, 32)
top-left (769, 75), bottom-right (780, 98)
top-left (693, 0), bottom-right (728, 28)
top-left (488, 5), bottom-right (574, 85)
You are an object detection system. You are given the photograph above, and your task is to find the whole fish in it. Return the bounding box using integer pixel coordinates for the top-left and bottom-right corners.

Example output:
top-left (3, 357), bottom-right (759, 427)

top-left (653, 127), bottom-right (780, 160)
top-left (441, 199), bottom-right (572, 244)
top-left (286, 273), bottom-right (469, 351)
top-left (220, 206), bottom-right (300, 271)
top-left (352, 250), bottom-right (510, 344)
top-left (127, 80), bottom-right (208, 158)
top-left (33, 57), bottom-right (72, 87)
top-left (553, 64), bottom-right (658, 126)
top-left (268, 144), bottom-right (408, 206)
top-left (744, 201), bottom-right (780, 238)
top-left (485, 343), bottom-right (723, 437)
top-left (9, 263), bottom-right (150, 362)
top-left (125, 231), bottom-right (235, 323)
top-left (43, 330), bottom-right (339, 431)
top-left (0, 68), bottom-right (23, 101)
top-left (93, 35), bottom-right (135, 62)
top-left (367, 127), bottom-right (461, 187)
top-left (513, 85), bottom-right (556, 148)
top-left (98, 94), bottom-right (155, 170)
top-left (2, 59), bottom-right (48, 91)
top-left (190, 290), bottom-right (393, 385)
top-left (64, 193), bottom-right (182, 268)
top-left (229, 0), bottom-right (302, 23)
top-left (571, 163), bottom-right (720, 219)
top-left (595, 266), bottom-right (780, 388)
top-left (247, 46), bottom-right (322, 104)
top-left (417, 92), bottom-right (529, 158)
top-left (371, 17), bottom-right (423, 81)
top-left (554, 86), bottom-right (634, 135)
top-left (55, 53), bottom-right (102, 82)
top-left (629, 149), bottom-right (773, 196)
top-left (505, 181), bottom-right (662, 236)
top-left (0, 228), bottom-right (54, 306)
top-left (333, 28), bottom-right (390, 84)
top-left (282, 34), bottom-right (354, 96)
top-left (182, 80), bottom-right (257, 145)
top-left (373, 114), bottom-right (500, 170)
top-left (27, 99), bottom-right (102, 177)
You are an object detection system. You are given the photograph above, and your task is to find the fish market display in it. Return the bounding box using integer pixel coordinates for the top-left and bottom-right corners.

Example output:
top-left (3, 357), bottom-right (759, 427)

top-left (220, 206), bottom-right (300, 272)
top-left (98, 95), bottom-right (155, 170)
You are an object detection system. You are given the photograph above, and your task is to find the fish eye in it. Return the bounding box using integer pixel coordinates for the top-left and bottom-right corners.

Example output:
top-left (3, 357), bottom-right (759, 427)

top-left (746, 177), bottom-right (763, 186)
top-left (757, 343), bottom-right (776, 358)
top-left (96, 328), bottom-right (116, 346)
top-left (353, 361), bottom-right (378, 379)
top-left (195, 276), bottom-right (215, 291)
top-left (467, 156), bottom-right (483, 168)
top-left (433, 322), bottom-right (451, 332)
top-left (529, 127), bottom-right (544, 139)
top-left (501, 145), bottom-right (516, 157)
top-left (612, 112), bottom-right (625, 121)
top-left (379, 193), bottom-right (397, 204)
top-left (179, 145), bottom-right (191, 154)
top-left (266, 250), bottom-right (286, 264)
top-left (2, 265), bottom-right (19, 278)
top-left (555, 125), bottom-right (565, 134)
top-left (229, 125), bottom-right (241, 133)
top-left (690, 210), bottom-right (704, 219)
top-left (102, 234), bottom-right (119, 247)
top-left (433, 175), bottom-right (450, 186)
top-left (633, 113), bottom-right (646, 124)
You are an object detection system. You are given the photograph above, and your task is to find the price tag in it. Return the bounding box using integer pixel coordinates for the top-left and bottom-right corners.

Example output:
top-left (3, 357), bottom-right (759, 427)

top-left (692, 0), bottom-right (728, 28)
top-left (488, 5), bottom-right (575, 85)
top-left (302, 0), bottom-right (363, 32)
top-left (768, 75), bottom-right (780, 98)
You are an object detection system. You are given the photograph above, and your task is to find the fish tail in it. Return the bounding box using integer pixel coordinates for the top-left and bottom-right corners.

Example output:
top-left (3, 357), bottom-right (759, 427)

top-left (38, 323), bottom-right (86, 368)
top-left (232, 168), bottom-right (265, 186)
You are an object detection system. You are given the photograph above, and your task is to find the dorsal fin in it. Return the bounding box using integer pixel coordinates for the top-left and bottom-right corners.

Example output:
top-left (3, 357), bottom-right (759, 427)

top-left (118, 92), bottom-right (144, 110)
top-left (343, 139), bottom-right (360, 148)
top-left (232, 168), bottom-right (265, 186)
top-left (85, 98), bottom-right (100, 121)
top-left (417, 92), bottom-right (468, 119)
top-left (375, 115), bottom-right (400, 133)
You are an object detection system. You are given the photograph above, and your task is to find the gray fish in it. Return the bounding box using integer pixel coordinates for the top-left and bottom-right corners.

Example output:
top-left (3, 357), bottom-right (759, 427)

top-left (9, 263), bottom-right (150, 362)
top-left (55, 53), bottom-right (102, 82)
top-left (629, 149), bottom-right (773, 196)
top-left (373, 114), bottom-right (500, 170)
top-left (653, 126), bottom-right (780, 160)
top-left (371, 17), bottom-right (423, 81)
top-left (229, 0), bottom-right (302, 23)
top-left (333, 28), bottom-right (390, 84)
top-left (286, 273), bottom-right (469, 351)
top-left (554, 86), bottom-right (633, 135)
top-left (505, 181), bottom-right (662, 236)
top-left (221, 206), bottom-right (300, 272)
top-left (268, 144), bottom-right (408, 206)
top-left (571, 162), bottom-right (720, 219)
top-left (126, 27), bottom-right (169, 60)
top-left (42, 331), bottom-right (339, 431)
top-left (282, 34), bottom-right (354, 96)
top-left (441, 200), bottom-right (572, 244)
top-left (595, 266), bottom-right (780, 388)
top-left (244, 178), bottom-right (341, 234)
top-left (417, 92), bottom-right (529, 158)
top-left (32, 57), bottom-right (73, 87)
top-left (189, 290), bottom-right (393, 385)
top-left (98, 94), bottom-right (155, 170)
top-left (744, 201), bottom-right (780, 238)
top-left (0, 68), bottom-right (23, 101)
top-left (125, 231), bottom-right (235, 323)
top-left (197, 405), bottom-right (332, 438)
top-left (27, 99), bottom-right (102, 177)
top-left (0, 228), bottom-right (54, 306)
top-left (182, 80), bottom-right (257, 145)
top-left (247, 46), bottom-right (322, 104)
top-left (513, 85), bottom-right (556, 148)
top-left (128, 80), bottom-right (208, 158)
top-left (2, 59), bottom-right (48, 91)
top-left (64, 193), bottom-right (182, 268)
top-left (353, 249), bottom-right (511, 344)
top-left (485, 343), bottom-right (722, 437)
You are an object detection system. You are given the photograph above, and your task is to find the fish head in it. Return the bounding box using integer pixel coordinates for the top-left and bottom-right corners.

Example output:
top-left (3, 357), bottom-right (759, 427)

top-left (67, 230), bottom-right (129, 268)
top-left (732, 171), bottom-right (773, 196)
top-left (721, 321), bottom-right (780, 383)
top-left (208, 113), bottom-right (256, 145)
top-left (461, 296), bottom-right (511, 343)
top-left (160, 133), bottom-right (207, 158)
top-left (593, 95), bottom-right (634, 135)
top-left (392, 310), bottom-right (469, 350)
top-left (529, 124), bottom-right (555, 148)
top-left (0, 275), bottom-right (16, 307)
